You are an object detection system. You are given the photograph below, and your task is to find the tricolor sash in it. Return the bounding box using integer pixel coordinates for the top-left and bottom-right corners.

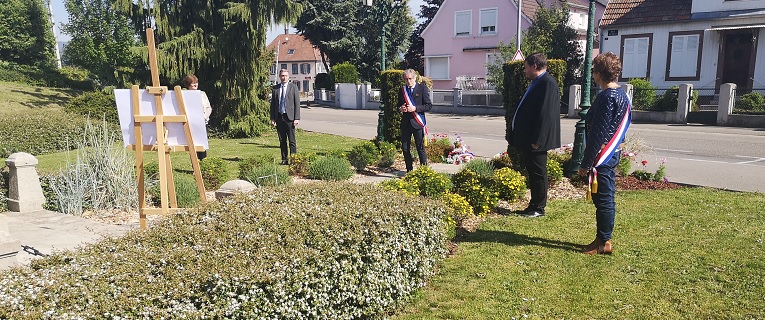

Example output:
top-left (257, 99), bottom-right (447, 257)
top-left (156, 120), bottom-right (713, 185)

top-left (588, 97), bottom-right (632, 200)
top-left (402, 86), bottom-right (428, 143)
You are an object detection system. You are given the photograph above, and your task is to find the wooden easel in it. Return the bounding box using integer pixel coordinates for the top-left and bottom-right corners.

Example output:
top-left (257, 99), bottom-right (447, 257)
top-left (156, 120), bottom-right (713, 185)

top-left (130, 28), bottom-right (206, 229)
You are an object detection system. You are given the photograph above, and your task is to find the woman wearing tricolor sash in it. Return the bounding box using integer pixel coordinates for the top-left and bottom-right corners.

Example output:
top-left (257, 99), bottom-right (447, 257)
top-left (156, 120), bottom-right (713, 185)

top-left (577, 52), bottom-right (632, 255)
top-left (398, 69), bottom-right (432, 172)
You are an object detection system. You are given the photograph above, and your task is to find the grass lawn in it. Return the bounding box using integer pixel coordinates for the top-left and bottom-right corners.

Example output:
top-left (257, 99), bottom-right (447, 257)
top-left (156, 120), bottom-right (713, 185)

top-left (392, 188), bottom-right (765, 319)
top-left (33, 130), bottom-right (364, 178)
top-left (0, 81), bottom-right (78, 113)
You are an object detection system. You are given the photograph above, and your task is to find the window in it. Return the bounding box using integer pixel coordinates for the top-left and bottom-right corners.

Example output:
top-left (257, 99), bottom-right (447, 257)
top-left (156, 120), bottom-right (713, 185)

top-left (620, 34), bottom-right (652, 80)
top-left (454, 10), bottom-right (471, 36)
top-left (303, 80), bottom-right (310, 92)
top-left (287, 49), bottom-right (295, 54)
top-left (292, 63), bottom-right (298, 75)
top-left (300, 63), bottom-right (311, 75)
top-left (280, 63), bottom-right (287, 71)
top-left (316, 63), bottom-right (326, 74)
top-left (479, 8), bottom-right (497, 35)
top-left (270, 65), bottom-right (276, 75)
top-left (485, 52), bottom-right (502, 75)
top-left (426, 56), bottom-right (450, 80)
top-left (666, 31), bottom-right (702, 80)
top-left (568, 12), bottom-right (587, 31)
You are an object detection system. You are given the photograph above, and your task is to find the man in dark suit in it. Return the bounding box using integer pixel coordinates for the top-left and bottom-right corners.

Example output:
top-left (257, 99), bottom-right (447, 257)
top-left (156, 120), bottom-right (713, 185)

top-left (271, 69), bottom-right (301, 165)
top-left (507, 53), bottom-right (561, 218)
top-left (398, 69), bottom-right (433, 172)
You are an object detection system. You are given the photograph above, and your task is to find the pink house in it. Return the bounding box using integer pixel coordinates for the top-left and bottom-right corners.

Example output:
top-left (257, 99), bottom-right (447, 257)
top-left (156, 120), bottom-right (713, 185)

top-left (421, 0), bottom-right (607, 90)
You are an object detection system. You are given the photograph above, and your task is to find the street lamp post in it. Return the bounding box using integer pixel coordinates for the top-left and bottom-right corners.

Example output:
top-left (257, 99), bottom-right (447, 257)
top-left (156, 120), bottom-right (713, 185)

top-left (363, 0), bottom-right (402, 141)
top-left (567, 0), bottom-right (597, 176)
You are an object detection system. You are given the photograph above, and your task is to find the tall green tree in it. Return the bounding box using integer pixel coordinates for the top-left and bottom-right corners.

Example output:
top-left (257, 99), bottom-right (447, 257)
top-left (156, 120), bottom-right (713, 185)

top-left (295, 0), bottom-right (413, 83)
top-left (487, 3), bottom-right (583, 93)
top-left (0, 0), bottom-right (56, 67)
top-left (402, 0), bottom-right (442, 74)
top-left (114, 0), bottom-right (302, 137)
top-left (62, 0), bottom-right (138, 86)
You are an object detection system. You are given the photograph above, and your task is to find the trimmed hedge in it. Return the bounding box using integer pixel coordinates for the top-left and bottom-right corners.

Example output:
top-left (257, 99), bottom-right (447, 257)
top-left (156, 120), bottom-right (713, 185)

top-left (0, 61), bottom-right (95, 90)
top-left (0, 109), bottom-right (91, 157)
top-left (330, 62), bottom-right (360, 84)
top-left (0, 182), bottom-right (448, 319)
top-left (64, 90), bottom-right (119, 124)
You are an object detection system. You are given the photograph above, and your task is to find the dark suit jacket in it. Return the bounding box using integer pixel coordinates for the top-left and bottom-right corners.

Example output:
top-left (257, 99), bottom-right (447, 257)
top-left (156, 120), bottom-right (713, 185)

top-left (397, 83), bottom-right (432, 129)
top-left (508, 71), bottom-right (561, 152)
top-left (270, 82), bottom-right (301, 121)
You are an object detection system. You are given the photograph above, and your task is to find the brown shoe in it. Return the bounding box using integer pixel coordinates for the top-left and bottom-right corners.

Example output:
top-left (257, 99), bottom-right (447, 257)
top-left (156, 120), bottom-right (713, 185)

top-left (583, 239), bottom-right (612, 255)
top-left (581, 238), bottom-right (600, 252)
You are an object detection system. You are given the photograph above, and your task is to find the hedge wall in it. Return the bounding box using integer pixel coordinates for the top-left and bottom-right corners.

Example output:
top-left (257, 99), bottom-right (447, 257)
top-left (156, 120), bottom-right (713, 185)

top-left (0, 182), bottom-right (449, 318)
top-left (502, 59), bottom-right (566, 143)
top-left (380, 70), bottom-right (405, 145)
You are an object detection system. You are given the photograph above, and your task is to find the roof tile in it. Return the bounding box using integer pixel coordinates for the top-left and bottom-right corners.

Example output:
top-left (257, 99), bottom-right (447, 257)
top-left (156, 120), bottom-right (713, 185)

top-left (600, 0), bottom-right (692, 27)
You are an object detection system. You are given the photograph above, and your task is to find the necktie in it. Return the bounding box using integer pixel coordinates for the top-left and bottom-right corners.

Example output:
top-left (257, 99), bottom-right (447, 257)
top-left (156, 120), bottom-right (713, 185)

top-left (280, 84), bottom-right (286, 114)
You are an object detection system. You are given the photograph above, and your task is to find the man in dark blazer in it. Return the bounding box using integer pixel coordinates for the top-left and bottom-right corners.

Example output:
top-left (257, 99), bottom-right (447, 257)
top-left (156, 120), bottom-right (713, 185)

top-left (271, 69), bottom-right (301, 165)
top-left (398, 69), bottom-right (433, 172)
top-left (507, 53), bottom-right (561, 218)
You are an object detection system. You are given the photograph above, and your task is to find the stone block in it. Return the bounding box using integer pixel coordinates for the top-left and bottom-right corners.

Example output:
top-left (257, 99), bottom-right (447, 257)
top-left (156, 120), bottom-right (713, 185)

top-left (5, 152), bottom-right (46, 212)
top-left (215, 180), bottom-right (257, 200)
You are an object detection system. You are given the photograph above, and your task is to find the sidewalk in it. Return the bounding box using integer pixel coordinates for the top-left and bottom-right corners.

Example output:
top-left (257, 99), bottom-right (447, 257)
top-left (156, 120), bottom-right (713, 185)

top-left (1, 163), bottom-right (463, 271)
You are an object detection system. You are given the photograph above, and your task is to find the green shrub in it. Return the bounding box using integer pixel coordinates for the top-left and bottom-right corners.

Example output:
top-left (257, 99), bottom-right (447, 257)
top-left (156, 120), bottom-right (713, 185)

top-left (492, 167), bottom-right (527, 202)
top-left (326, 148), bottom-right (348, 159)
top-left (379, 178), bottom-right (420, 196)
top-left (243, 163), bottom-right (291, 187)
top-left (314, 72), bottom-right (333, 89)
top-left (616, 156), bottom-right (632, 177)
top-left (547, 159), bottom-right (563, 186)
top-left (737, 92), bottom-right (765, 112)
top-left (425, 135), bottom-right (453, 163)
top-left (0, 182), bottom-right (448, 318)
top-left (64, 90), bottom-right (119, 124)
top-left (0, 109), bottom-right (92, 157)
top-left (330, 62), bottom-right (360, 84)
top-left (463, 158), bottom-right (495, 178)
top-left (307, 156), bottom-right (354, 181)
top-left (238, 155), bottom-right (276, 179)
top-left (440, 192), bottom-right (475, 227)
top-left (380, 70), bottom-right (405, 146)
top-left (347, 141), bottom-right (379, 171)
top-left (147, 174), bottom-right (200, 207)
top-left (628, 78), bottom-right (657, 110)
top-left (144, 161), bottom-right (159, 179)
top-left (630, 170), bottom-right (654, 181)
top-left (0, 62), bottom-right (94, 90)
top-left (199, 157), bottom-right (230, 190)
top-left (452, 168), bottom-right (499, 216)
top-left (547, 150), bottom-right (572, 172)
top-left (402, 166), bottom-right (453, 198)
top-left (377, 141), bottom-right (397, 168)
top-left (288, 152), bottom-right (318, 176)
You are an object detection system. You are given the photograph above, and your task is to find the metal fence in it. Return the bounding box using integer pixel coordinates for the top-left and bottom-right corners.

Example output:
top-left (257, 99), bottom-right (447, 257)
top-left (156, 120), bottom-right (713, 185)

top-left (694, 87), bottom-right (717, 111)
top-left (461, 90), bottom-right (503, 107)
top-left (631, 87), bottom-right (679, 112)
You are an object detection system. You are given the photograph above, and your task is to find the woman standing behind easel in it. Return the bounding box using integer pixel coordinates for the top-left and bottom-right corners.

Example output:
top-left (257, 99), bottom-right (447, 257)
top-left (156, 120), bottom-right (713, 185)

top-left (182, 74), bottom-right (213, 161)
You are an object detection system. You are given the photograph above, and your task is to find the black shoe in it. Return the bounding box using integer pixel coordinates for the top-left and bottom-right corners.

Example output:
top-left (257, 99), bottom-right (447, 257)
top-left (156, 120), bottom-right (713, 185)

top-left (518, 209), bottom-right (545, 218)
top-left (281, 160), bottom-right (289, 165)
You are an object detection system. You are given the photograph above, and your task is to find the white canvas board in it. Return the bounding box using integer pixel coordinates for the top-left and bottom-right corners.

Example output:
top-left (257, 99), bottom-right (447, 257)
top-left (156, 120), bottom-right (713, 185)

top-left (115, 89), bottom-right (209, 149)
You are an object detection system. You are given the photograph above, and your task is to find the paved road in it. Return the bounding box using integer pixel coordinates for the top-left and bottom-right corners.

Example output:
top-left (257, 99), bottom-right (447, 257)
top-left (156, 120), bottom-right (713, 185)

top-left (299, 105), bottom-right (765, 193)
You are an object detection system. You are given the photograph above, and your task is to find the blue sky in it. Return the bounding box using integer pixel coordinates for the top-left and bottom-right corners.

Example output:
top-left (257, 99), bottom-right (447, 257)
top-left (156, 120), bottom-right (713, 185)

top-left (50, 0), bottom-right (425, 44)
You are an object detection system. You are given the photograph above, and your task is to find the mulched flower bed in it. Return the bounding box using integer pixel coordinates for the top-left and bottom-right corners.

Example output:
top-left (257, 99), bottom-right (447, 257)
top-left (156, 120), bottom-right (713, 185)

top-left (616, 175), bottom-right (683, 191)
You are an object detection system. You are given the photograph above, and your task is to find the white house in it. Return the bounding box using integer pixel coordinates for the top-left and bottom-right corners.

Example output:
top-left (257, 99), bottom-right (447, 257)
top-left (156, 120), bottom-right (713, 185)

top-left (599, 0), bottom-right (765, 92)
top-left (421, 0), bottom-right (607, 90)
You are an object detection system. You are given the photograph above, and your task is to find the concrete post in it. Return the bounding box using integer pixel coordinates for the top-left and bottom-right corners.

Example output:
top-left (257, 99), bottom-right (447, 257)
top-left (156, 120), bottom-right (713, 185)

top-left (568, 85), bottom-right (581, 118)
top-left (5, 152), bottom-right (45, 212)
top-left (676, 84), bottom-right (693, 124)
top-left (452, 88), bottom-right (462, 108)
top-left (718, 83), bottom-right (736, 125)
top-left (622, 83), bottom-right (634, 103)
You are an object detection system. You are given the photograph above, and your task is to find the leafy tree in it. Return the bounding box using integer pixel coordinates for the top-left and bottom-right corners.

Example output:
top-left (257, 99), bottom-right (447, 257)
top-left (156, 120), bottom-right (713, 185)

top-left (0, 0), bottom-right (56, 67)
top-left (487, 3), bottom-right (583, 93)
top-left (114, 0), bottom-right (302, 137)
top-left (402, 0), bottom-right (443, 74)
top-left (62, 0), bottom-right (138, 86)
top-left (295, 0), bottom-right (413, 83)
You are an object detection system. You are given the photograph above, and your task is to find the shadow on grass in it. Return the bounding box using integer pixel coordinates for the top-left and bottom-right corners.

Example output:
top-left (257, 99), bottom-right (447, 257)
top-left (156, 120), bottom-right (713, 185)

top-left (460, 229), bottom-right (582, 252)
top-left (239, 141), bottom-right (279, 149)
top-left (12, 88), bottom-right (73, 108)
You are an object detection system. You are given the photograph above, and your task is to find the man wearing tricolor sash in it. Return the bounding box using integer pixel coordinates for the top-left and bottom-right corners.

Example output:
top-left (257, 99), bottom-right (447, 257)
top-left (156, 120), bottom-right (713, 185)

top-left (577, 52), bottom-right (632, 255)
top-left (398, 69), bottom-right (432, 172)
